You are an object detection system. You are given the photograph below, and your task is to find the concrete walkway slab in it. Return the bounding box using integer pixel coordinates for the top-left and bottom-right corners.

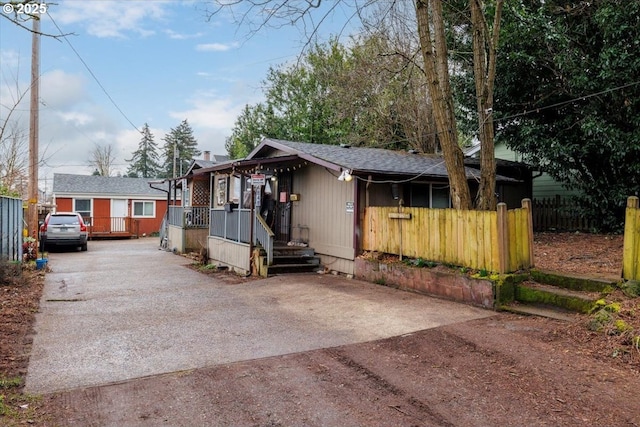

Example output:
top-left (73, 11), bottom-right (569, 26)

top-left (26, 238), bottom-right (492, 394)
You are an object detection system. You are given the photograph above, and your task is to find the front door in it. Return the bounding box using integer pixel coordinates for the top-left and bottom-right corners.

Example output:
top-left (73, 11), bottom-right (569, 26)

top-left (274, 172), bottom-right (292, 243)
top-left (111, 199), bottom-right (127, 232)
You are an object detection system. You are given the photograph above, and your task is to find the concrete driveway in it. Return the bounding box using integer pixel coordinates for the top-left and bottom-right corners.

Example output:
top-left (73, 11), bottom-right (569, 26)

top-left (25, 238), bottom-right (492, 394)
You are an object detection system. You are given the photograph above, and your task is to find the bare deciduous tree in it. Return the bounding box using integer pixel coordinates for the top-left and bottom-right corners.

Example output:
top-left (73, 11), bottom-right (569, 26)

top-left (471, 0), bottom-right (503, 211)
top-left (0, 121), bottom-right (28, 195)
top-left (89, 144), bottom-right (116, 177)
top-left (205, 0), bottom-right (504, 210)
top-left (413, 0), bottom-right (471, 209)
top-left (1, 65), bottom-right (31, 196)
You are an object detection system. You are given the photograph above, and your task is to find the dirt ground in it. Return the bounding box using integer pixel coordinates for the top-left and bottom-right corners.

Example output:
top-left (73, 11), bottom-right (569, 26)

top-left (1, 233), bottom-right (639, 426)
top-left (533, 231), bottom-right (624, 278)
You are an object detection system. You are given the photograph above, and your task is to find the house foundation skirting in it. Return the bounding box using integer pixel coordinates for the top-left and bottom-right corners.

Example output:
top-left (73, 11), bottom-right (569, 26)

top-left (167, 225), bottom-right (183, 253)
top-left (355, 258), bottom-right (494, 309)
top-left (316, 254), bottom-right (354, 276)
top-left (207, 236), bottom-right (251, 275)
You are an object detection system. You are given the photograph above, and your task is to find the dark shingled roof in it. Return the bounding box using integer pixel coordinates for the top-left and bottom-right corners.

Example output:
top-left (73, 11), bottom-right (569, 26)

top-left (258, 138), bottom-right (480, 179)
top-left (53, 174), bottom-right (169, 197)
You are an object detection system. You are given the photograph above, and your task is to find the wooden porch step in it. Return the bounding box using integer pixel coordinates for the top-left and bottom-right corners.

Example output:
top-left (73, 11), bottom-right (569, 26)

top-left (273, 246), bottom-right (316, 257)
top-left (266, 263), bottom-right (319, 275)
top-left (261, 245), bottom-right (322, 276)
top-left (272, 255), bottom-right (320, 265)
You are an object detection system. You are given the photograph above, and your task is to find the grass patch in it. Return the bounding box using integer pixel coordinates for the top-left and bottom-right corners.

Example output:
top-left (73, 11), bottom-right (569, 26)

top-left (0, 376), bottom-right (22, 389)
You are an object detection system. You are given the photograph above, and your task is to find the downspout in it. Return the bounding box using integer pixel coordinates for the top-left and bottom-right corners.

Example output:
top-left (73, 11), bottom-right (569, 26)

top-left (358, 174), bottom-right (373, 258)
top-left (352, 174), bottom-right (360, 259)
top-left (148, 179), bottom-right (170, 249)
top-left (249, 179), bottom-right (255, 273)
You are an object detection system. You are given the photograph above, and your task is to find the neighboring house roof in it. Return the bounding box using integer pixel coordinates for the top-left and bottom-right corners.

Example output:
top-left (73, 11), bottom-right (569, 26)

top-left (52, 174), bottom-right (169, 198)
top-left (463, 140), bottom-right (482, 157)
top-left (184, 155), bottom-right (231, 177)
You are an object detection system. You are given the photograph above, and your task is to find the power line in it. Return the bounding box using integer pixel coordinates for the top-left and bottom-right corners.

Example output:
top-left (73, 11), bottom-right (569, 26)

top-left (494, 80), bottom-right (640, 123)
top-left (45, 12), bottom-right (142, 134)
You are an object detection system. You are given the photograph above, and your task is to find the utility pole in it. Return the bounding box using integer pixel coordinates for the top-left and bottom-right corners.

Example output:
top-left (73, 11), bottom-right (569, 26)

top-left (172, 142), bottom-right (177, 178)
top-left (28, 17), bottom-right (40, 248)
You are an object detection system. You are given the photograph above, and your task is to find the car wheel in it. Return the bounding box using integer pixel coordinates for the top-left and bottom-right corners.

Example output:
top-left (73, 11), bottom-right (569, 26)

top-left (81, 243), bottom-right (88, 251)
top-left (40, 239), bottom-right (46, 252)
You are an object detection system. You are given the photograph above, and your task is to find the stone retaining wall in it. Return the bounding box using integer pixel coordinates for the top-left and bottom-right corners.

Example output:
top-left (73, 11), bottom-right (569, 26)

top-left (355, 258), bottom-right (495, 309)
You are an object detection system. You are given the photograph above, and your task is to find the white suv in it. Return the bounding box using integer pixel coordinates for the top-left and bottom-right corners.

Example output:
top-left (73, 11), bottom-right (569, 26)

top-left (39, 212), bottom-right (88, 252)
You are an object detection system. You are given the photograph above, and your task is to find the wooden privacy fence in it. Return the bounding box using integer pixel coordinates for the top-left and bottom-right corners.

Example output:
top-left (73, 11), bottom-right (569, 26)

top-left (532, 196), bottom-right (595, 232)
top-left (623, 196), bottom-right (640, 281)
top-left (362, 199), bottom-right (534, 274)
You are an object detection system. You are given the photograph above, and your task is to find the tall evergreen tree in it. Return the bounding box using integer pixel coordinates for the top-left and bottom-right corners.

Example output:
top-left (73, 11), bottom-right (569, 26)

top-left (126, 123), bottom-right (162, 178)
top-left (161, 119), bottom-right (201, 178)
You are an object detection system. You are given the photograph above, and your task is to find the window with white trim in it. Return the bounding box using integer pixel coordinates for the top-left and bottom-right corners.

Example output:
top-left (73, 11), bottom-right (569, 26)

top-left (132, 200), bottom-right (155, 217)
top-left (74, 199), bottom-right (91, 221)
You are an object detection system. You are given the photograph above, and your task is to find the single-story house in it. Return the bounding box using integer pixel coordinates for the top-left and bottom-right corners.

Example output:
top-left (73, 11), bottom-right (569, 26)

top-left (52, 173), bottom-right (170, 238)
top-left (195, 138), bottom-right (521, 276)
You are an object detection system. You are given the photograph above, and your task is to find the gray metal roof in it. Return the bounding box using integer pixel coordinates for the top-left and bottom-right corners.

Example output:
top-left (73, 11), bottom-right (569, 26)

top-left (255, 138), bottom-right (480, 179)
top-left (53, 174), bottom-right (169, 197)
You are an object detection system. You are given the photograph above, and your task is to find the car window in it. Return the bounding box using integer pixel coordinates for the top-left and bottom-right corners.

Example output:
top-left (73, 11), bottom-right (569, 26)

top-left (49, 215), bottom-right (80, 226)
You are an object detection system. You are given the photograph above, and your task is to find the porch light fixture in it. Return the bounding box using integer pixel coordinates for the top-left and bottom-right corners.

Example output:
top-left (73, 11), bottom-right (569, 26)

top-left (338, 169), bottom-right (352, 182)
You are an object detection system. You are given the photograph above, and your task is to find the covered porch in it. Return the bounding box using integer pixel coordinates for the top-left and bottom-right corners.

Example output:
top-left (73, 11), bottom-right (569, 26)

top-left (164, 172), bottom-right (211, 253)
top-left (196, 156), bottom-right (320, 276)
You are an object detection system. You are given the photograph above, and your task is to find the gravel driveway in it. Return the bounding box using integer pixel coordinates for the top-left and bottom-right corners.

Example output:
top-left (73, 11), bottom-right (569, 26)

top-left (25, 238), bottom-right (491, 394)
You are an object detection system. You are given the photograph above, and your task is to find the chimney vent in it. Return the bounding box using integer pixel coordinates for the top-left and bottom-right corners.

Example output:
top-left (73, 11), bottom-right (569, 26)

top-left (204, 151), bottom-right (211, 161)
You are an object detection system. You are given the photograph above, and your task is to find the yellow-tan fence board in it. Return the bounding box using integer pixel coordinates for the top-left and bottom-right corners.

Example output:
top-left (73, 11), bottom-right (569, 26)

top-left (362, 200), bottom-right (533, 274)
top-left (623, 196), bottom-right (640, 280)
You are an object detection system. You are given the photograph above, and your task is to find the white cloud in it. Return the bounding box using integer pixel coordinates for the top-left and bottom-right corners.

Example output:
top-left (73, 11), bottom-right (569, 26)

top-left (169, 92), bottom-right (243, 130)
top-left (196, 42), bottom-right (238, 52)
top-left (56, 111), bottom-right (94, 126)
top-left (164, 29), bottom-right (204, 40)
top-left (196, 128), bottom-right (229, 155)
top-left (0, 49), bottom-right (22, 69)
top-left (55, 0), bottom-right (170, 38)
top-left (40, 70), bottom-right (88, 109)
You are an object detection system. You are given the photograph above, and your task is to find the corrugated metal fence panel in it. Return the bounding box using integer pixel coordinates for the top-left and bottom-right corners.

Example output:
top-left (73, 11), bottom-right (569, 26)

top-left (0, 196), bottom-right (23, 261)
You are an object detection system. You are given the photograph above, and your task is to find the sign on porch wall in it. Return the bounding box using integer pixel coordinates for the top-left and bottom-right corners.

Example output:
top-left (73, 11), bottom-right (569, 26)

top-left (346, 201), bottom-right (354, 213)
top-left (251, 174), bottom-right (266, 186)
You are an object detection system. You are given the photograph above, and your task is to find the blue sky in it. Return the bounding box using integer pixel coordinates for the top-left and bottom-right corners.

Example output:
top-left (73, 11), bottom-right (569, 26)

top-left (0, 0), bottom-right (355, 188)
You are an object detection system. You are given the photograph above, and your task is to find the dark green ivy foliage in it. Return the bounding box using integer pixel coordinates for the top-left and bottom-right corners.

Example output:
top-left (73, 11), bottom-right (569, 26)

top-left (494, 0), bottom-right (640, 231)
